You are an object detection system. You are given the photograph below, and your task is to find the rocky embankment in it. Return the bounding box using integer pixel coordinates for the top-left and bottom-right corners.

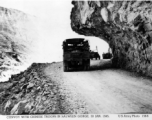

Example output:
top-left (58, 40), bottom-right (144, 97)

top-left (0, 62), bottom-right (63, 115)
top-left (0, 62), bottom-right (89, 115)
top-left (71, 1), bottom-right (152, 77)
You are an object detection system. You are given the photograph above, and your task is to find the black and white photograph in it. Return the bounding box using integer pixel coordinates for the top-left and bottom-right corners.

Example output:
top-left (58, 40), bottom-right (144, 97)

top-left (0, 0), bottom-right (152, 119)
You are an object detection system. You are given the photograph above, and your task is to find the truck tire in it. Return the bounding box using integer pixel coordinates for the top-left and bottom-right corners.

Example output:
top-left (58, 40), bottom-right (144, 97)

top-left (64, 66), bottom-right (67, 72)
top-left (83, 66), bottom-right (86, 71)
top-left (67, 67), bottom-right (69, 71)
top-left (84, 65), bottom-right (89, 71)
top-left (87, 66), bottom-right (90, 71)
top-left (64, 66), bottom-right (68, 72)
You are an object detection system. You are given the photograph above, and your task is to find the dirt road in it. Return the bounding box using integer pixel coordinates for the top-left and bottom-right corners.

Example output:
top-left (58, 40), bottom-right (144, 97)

top-left (45, 60), bottom-right (152, 114)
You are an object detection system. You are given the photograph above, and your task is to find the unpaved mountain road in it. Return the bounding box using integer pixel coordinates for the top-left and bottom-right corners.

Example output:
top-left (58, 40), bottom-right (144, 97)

top-left (45, 60), bottom-right (152, 114)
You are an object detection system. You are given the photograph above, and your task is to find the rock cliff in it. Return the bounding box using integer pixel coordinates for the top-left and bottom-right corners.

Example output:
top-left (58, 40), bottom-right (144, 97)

top-left (71, 1), bottom-right (152, 77)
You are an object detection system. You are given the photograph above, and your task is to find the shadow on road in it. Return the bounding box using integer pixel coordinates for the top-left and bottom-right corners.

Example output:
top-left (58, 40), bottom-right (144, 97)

top-left (66, 59), bottom-right (113, 72)
top-left (89, 59), bottom-right (112, 71)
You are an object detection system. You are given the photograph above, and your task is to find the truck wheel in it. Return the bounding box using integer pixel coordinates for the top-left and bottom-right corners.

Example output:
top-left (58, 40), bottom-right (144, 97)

top-left (83, 66), bottom-right (86, 71)
top-left (64, 66), bottom-right (68, 72)
top-left (83, 66), bottom-right (87, 71)
top-left (64, 66), bottom-right (67, 72)
top-left (86, 66), bottom-right (89, 71)
top-left (84, 66), bottom-right (89, 71)
top-left (67, 67), bottom-right (69, 71)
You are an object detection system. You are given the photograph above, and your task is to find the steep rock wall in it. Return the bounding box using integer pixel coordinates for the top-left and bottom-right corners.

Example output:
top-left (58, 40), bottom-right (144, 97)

top-left (71, 1), bottom-right (152, 77)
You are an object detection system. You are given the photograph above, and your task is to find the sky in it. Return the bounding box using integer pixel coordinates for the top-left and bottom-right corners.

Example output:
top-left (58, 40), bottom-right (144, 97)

top-left (0, 0), bottom-right (109, 62)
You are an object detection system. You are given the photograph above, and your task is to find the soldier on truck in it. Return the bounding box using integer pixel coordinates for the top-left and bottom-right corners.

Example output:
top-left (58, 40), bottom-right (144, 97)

top-left (62, 38), bottom-right (90, 72)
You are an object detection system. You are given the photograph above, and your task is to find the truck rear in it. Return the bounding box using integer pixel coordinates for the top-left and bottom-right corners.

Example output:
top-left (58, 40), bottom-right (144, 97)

top-left (63, 38), bottom-right (90, 71)
top-left (90, 51), bottom-right (100, 60)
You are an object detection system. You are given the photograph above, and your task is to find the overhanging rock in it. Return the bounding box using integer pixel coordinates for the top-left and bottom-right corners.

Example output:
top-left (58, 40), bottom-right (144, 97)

top-left (71, 1), bottom-right (152, 77)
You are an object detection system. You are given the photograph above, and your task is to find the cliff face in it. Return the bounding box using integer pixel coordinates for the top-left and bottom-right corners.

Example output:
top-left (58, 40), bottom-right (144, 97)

top-left (71, 1), bottom-right (152, 76)
top-left (0, 7), bottom-right (39, 81)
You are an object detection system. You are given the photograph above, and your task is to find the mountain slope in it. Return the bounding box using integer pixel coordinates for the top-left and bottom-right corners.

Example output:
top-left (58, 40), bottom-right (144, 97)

top-left (0, 6), bottom-right (40, 81)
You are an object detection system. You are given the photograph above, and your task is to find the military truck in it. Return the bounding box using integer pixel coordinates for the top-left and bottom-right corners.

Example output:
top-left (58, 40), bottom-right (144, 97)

top-left (102, 52), bottom-right (112, 59)
top-left (62, 38), bottom-right (90, 71)
top-left (102, 47), bottom-right (113, 59)
top-left (90, 51), bottom-right (100, 60)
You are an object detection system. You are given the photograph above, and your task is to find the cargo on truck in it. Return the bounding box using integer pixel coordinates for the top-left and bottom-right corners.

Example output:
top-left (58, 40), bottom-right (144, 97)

top-left (62, 38), bottom-right (90, 72)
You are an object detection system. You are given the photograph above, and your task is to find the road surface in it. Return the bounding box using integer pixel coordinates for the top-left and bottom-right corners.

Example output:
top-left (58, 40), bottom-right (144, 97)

top-left (45, 60), bottom-right (152, 114)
